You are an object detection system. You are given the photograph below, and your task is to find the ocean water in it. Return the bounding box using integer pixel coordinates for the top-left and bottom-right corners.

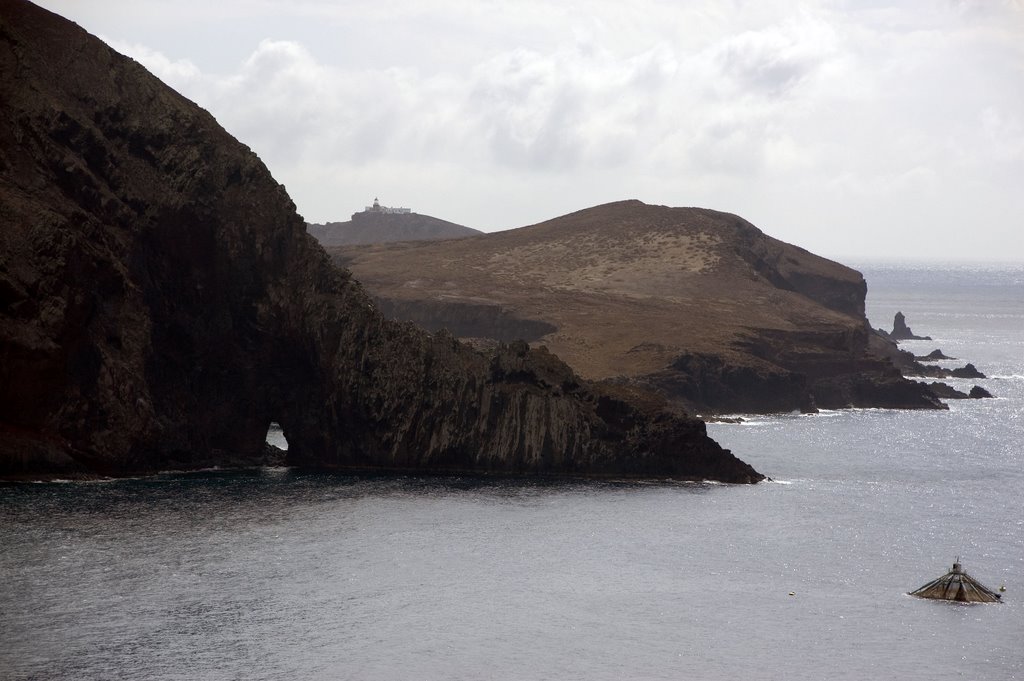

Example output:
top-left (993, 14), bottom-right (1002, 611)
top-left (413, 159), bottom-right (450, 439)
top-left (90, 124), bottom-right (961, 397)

top-left (2, 263), bottom-right (1023, 680)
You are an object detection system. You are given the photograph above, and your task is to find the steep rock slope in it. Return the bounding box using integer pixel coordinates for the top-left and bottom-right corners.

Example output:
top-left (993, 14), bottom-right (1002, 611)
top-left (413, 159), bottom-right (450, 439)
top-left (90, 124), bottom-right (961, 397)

top-left (307, 211), bottom-right (481, 247)
top-left (331, 201), bottom-right (942, 413)
top-left (0, 1), bottom-right (761, 482)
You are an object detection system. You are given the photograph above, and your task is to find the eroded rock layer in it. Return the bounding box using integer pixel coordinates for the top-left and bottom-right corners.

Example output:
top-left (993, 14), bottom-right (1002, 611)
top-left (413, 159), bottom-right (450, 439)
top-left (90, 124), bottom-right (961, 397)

top-left (0, 0), bottom-right (761, 483)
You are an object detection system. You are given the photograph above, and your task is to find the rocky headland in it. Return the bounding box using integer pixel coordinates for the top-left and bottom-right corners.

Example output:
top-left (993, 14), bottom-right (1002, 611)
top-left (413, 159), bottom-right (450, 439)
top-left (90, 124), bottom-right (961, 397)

top-left (329, 202), bottom-right (959, 415)
top-left (307, 207), bottom-right (481, 247)
top-left (0, 0), bottom-right (762, 483)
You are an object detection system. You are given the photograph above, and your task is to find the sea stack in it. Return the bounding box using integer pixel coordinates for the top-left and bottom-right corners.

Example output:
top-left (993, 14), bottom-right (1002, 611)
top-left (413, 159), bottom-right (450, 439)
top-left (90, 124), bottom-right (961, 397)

top-left (891, 311), bottom-right (932, 341)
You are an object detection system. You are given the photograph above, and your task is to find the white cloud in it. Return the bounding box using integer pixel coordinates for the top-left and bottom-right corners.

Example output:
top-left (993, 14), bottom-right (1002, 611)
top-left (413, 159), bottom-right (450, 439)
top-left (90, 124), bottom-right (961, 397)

top-left (59, 1), bottom-right (1024, 261)
top-left (712, 13), bottom-right (841, 96)
top-left (104, 38), bottom-right (202, 83)
top-left (980, 107), bottom-right (1024, 165)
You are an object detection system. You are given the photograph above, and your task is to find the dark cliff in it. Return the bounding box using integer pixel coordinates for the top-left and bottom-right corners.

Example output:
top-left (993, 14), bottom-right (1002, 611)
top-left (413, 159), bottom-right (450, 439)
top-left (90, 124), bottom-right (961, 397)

top-left (330, 201), bottom-right (945, 414)
top-left (0, 0), bottom-right (761, 483)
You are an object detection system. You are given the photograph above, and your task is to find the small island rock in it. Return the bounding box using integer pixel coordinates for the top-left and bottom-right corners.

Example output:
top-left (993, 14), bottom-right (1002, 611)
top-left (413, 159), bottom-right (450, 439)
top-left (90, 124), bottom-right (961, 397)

top-left (917, 349), bottom-right (955, 361)
top-left (891, 311), bottom-right (932, 341)
top-left (951, 363), bottom-right (985, 379)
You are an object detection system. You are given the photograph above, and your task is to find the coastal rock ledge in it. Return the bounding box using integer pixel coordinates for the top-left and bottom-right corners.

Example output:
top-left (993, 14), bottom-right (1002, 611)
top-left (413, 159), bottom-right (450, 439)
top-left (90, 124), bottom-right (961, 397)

top-left (0, 1), bottom-right (762, 483)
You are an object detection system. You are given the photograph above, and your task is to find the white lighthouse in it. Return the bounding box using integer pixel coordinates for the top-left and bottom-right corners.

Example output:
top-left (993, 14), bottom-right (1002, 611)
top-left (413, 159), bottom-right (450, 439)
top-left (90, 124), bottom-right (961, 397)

top-left (363, 197), bottom-right (411, 214)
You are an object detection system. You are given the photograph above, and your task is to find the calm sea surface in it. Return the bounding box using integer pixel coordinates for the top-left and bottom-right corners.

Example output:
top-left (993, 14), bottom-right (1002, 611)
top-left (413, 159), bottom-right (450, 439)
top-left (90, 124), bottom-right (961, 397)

top-left (2, 263), bottom-right (1023, 680)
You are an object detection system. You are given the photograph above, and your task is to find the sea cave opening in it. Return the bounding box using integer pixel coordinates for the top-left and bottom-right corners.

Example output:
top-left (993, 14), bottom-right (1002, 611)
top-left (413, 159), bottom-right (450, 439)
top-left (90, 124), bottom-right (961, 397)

top-left (265, 421), bottom-right (289, 451)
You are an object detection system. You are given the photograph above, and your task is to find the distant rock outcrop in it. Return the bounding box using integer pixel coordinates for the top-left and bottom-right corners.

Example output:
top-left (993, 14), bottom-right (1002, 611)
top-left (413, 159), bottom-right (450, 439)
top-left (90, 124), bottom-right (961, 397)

top-left (951, 363), bottom-right (985, 379)
top-left (0, 0), bottom-right (762, 483)
top-left (890, 312), bottom-right (932, 341)
top-left (307, 211), bottom-right (481, 247)
top-left (926, 382), bottom-right (969, 400)
top-left (330, 201), bottom-right (947, 414)
top-left (917, 349), bottom-right (955, 361)
top-left (869, 335), bottom-right (988, 383)
top-left (928, 380), bottom-right (994, 400)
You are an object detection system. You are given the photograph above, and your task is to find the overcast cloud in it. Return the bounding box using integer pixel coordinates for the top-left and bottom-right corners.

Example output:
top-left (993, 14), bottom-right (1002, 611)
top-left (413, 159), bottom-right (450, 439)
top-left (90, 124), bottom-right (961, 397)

top-left (38, 0), bottom-right (1024, 262)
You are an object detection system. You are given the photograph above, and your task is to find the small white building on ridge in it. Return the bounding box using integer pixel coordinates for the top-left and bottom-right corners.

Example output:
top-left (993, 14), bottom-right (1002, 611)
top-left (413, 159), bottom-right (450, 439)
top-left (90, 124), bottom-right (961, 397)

top-left (363, 197), bottom-right (411, 214)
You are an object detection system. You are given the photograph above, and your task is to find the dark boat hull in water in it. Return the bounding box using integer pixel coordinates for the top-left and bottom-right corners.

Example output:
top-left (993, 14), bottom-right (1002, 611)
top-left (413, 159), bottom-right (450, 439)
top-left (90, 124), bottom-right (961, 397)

top-left (910, 561), bottom-right (1002, 603)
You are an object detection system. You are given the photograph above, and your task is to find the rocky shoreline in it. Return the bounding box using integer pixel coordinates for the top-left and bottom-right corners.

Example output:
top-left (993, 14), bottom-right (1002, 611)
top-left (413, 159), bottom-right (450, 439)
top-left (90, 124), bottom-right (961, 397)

top-left (872, 313), bottom-right (993, 401)
top-left (1, 2), bottom-right (991, 484)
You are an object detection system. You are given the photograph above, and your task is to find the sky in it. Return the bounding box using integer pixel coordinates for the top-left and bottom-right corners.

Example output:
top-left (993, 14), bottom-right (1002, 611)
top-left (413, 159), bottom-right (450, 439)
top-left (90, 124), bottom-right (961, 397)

top-left (36, 0), bottom-right (1024, 263)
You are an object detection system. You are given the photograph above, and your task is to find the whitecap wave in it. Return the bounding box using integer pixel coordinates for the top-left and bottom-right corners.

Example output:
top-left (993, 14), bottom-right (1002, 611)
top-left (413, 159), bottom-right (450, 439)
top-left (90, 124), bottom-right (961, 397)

top-left (28, 476), bottom-right (124, 484)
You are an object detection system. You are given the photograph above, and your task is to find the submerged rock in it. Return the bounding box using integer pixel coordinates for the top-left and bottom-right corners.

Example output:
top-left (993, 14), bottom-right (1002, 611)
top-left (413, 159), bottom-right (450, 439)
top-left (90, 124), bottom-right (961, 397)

top-left (0, 0), bottom-right (762, 483)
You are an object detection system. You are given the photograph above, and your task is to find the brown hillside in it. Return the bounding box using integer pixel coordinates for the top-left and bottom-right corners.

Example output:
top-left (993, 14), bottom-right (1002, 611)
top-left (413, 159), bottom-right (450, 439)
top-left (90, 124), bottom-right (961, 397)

top-left (330, 201), bottom-right (941, 413)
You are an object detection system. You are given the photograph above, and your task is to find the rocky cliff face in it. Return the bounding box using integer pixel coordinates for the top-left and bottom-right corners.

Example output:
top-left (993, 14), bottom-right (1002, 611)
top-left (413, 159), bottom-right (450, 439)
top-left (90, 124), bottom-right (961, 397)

top-left (0, 0), bottom-right (761, 483)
